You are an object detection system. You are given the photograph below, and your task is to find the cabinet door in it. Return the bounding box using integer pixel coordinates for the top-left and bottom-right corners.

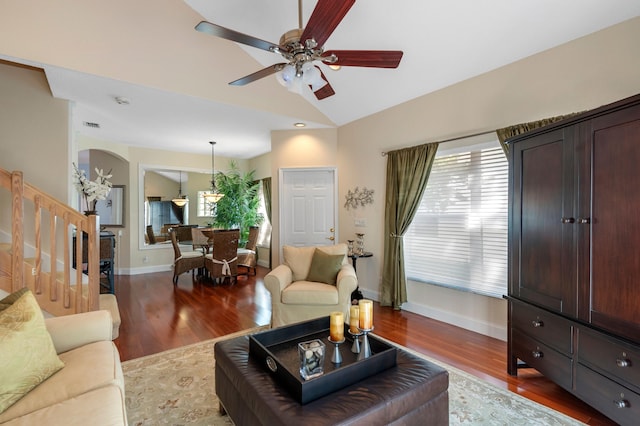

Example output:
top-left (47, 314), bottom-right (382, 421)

top-left (583, 104), bottom-right (640, 341)
top-left (510, 127), bottom-right (577, 315)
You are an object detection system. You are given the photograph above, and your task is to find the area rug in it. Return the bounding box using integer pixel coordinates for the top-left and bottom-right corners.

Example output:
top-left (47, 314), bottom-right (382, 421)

top-left (122, 328), bottom-right (585, 425)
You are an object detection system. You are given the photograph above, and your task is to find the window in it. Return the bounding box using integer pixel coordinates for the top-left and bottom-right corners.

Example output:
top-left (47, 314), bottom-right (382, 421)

top-left (196, 191), bottom-right (215, 218)
top-left (404, 140), bottom-right (508, 298)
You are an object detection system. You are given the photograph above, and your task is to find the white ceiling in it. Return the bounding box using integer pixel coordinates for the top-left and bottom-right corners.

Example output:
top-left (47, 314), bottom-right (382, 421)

top-left (3, 1), bottom-right (640, 159)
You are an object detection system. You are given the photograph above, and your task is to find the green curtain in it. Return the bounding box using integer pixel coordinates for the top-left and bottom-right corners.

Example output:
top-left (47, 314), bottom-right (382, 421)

top-left (261, 177), bottom-right (272, 268)
top-left (381, 143), bottom-right (439, 309)
top-left (496, 112), bottom-right (584, 158)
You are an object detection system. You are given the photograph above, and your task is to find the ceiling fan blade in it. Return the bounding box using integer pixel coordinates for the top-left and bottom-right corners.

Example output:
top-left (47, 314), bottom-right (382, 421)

top-left (229, 64), bottom-right (287, 86)
top-left (300, 0), bottom-right (355, 48)
top-left (195, 21), bottom-right (280, 53)
top-left (323, 50), bottom-right (404, 68)
top-left (312, 68), bottom-right (335, 100)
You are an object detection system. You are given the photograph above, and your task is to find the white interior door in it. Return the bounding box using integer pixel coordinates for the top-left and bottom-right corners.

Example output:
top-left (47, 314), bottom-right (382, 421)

top-left (280, 168), bottom-right (337, 250)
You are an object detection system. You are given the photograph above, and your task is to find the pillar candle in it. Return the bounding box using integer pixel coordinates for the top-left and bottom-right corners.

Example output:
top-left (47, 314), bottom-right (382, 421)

top-left (359, 299), bottom-right (373, 330)
top-left (349, 306), bottom-right (360, 333)
top-left (329, 311), bottom-right (344, 341)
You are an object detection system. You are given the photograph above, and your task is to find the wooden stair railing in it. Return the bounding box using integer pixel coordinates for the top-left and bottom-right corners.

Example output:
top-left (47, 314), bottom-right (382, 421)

top-left (0, 169), bottom-right (100, 315)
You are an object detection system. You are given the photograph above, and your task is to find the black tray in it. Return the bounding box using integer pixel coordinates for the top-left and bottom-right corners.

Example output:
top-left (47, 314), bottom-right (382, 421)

top-left (249, 316), bottom-right (397, 404)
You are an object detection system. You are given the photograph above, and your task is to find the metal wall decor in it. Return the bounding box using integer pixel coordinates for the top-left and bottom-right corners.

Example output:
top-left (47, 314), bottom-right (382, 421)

top-left (344, 187), bottom-right (374, 210)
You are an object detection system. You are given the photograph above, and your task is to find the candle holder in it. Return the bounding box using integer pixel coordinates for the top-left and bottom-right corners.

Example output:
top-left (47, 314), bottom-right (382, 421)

top-left (327, 336), bottom-right (345, 364)
top-left (348, 329), bottom-right (362, 353)
top-left (357, 326), bottom-right (374, 360)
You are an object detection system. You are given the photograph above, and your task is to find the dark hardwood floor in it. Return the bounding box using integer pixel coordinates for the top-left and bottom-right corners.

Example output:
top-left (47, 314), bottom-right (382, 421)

top-left (113, 266), bottom-right (615, 425)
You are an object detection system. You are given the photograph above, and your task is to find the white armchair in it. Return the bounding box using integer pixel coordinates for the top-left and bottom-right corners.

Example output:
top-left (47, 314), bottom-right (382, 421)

top-left (264, 243), bottom-right (357, 327)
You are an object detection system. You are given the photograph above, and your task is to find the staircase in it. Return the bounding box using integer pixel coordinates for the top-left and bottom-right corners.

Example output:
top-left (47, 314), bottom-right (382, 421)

top-left (0, 168), bottom-right (100, 315)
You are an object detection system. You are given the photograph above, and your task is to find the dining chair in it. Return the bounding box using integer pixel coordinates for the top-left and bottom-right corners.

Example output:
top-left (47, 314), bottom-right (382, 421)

top-left (146, 225), bottom-right (157, 244)
top-left (191, 228), bottom-right (211, 254)
top-left (237, 226), bottom-right (259, 276)
top-left (169, 228), bottom-right (204, 285)
top-left (205, 229), bottom-right (240, 285)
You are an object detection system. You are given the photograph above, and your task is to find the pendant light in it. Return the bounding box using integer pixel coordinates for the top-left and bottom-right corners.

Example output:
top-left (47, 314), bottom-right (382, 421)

top-left (171, 170), bottom-right (188, 207)
top-left (203, 141), bottom-right (224, 203)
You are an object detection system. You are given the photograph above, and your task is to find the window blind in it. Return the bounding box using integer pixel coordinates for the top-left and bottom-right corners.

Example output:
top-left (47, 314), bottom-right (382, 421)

top-left (404, 144), bottom-right (508, 298)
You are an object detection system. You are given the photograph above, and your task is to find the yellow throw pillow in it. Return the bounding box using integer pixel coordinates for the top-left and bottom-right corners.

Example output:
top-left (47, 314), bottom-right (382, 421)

top-left (0, 290), bottom-right (64, 414)
top-left (0, 288), bottom-right (29, 312)
top-left (306, 248), bottom-right (345, 285)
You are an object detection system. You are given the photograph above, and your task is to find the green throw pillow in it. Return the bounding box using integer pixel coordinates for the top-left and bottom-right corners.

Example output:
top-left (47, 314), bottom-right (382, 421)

top-left (0, 288), bottom-right (29, 312)
top-left (306, 248), bottom-right (345, 285)
top-left (0, 290), bottom-right (64, 414)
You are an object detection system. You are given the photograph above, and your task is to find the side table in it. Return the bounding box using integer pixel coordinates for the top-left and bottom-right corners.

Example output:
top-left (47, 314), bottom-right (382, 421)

top-left (349, 251), bottom-right (372, 304)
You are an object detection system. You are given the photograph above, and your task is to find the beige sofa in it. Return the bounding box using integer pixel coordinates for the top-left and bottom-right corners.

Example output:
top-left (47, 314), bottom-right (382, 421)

top-left (0, 310), bottom-right (127, 425)
top-left (265, 243), bottom-right (357, 327)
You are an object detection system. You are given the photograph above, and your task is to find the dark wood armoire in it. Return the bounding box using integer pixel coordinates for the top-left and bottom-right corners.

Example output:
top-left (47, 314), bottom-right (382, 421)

top-left (507, 93), bottom-right (640, 424)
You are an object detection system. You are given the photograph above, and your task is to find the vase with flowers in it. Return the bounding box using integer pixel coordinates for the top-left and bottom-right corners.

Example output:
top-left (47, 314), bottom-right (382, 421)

top-left (72, 163), bottom-right (113, 215)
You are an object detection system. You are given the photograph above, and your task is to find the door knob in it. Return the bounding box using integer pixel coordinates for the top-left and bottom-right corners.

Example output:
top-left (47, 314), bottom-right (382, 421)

top-left (327, 236), bottom-right (335, 241)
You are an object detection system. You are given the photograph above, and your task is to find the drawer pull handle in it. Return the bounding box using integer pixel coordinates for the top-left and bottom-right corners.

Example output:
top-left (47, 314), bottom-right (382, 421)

top-left (616, 358), bottom-right (631, 368)
top-left (577, 217), bottom-right (590, 224)
top-left (531, 320), bottom-right (544, 328)
top-left (561, 217), bottom-right (575, 224)
top-left (532, 351), bottom-right (543, 359)
top-left (614, 399), bottom-right (630, 409)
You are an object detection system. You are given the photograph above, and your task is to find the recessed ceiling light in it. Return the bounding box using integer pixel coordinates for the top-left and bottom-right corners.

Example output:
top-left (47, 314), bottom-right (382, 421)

top-left (328, 65), bottom-right (341, 71)
top-left (294, 122), bottom-right (306, 128)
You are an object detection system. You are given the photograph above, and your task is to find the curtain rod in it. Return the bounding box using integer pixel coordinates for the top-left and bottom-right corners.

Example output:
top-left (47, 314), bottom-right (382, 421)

top-left (380, 129), bottom-right (496, 156)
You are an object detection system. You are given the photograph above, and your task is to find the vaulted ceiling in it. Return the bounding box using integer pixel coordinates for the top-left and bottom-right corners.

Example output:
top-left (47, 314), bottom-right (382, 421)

top-left (1, 0), bottom-right (639, 158)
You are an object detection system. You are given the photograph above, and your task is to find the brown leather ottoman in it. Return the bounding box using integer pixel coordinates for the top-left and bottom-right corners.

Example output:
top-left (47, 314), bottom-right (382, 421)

top-left (215, 335), bottom-right (449, 426)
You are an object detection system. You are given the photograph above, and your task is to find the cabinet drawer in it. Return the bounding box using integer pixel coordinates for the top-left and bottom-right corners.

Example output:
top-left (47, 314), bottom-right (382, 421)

top-left (510, 299), bottom-right (573, 354)
top-left (511, 329), bottom-right (572, 390)
top-left (578, 327), bottom-right (640, 392)
top-left (576, 364), bottom-right (640, 426)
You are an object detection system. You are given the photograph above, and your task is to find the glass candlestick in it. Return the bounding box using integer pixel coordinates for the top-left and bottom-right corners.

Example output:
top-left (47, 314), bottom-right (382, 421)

top-left (355, 233), bottom-right (365, 255)
top-left (328, 336), bottom-right (345, 364)
top-left (357, 325), bottom-right (374, 360)
top-left (347, 240), bottom-right (354, 256)
top-left (348, 329), bottom-right (362, 354)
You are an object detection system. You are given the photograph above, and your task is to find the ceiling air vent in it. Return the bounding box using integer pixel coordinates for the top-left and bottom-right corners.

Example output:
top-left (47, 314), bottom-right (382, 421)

top-left (83, 121), bottom-right (100, 128)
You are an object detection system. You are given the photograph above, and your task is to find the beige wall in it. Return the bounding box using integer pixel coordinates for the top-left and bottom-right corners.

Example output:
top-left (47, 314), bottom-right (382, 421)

top-left (0, 61), bottom-right (69, 202)
top-left (270, 128), bottom-right (338, 266)
top-left (0, 60), bottom-right (70, 258)
top-left (337, 17), bottom-right (640, 340)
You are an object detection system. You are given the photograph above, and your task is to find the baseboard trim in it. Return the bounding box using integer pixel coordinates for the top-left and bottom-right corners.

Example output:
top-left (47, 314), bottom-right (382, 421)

top-left (359, 288), bottom-right (507, 341)
top-left (118, 265), bottom-right (172, 275)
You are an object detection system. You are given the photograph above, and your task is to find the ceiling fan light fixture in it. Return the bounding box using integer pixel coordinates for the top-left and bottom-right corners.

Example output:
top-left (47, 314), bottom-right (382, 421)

top-left (277, 64), bottom-right (296, 87)
top-left (195, 0), bottom-right (402, 100)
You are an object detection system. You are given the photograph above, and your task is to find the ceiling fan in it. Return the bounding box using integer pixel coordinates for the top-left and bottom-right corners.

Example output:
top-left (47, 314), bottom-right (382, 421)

top-left (195, 0), bottom-right (403, 100)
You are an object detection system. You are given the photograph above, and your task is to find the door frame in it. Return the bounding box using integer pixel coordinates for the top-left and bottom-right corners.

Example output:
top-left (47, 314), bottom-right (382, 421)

top-left (278, 166), bottom-right (339, 259)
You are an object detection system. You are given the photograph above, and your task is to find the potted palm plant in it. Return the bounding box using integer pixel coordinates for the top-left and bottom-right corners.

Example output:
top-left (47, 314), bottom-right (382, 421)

top-left (211, 161), bottom-right (263, 246)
